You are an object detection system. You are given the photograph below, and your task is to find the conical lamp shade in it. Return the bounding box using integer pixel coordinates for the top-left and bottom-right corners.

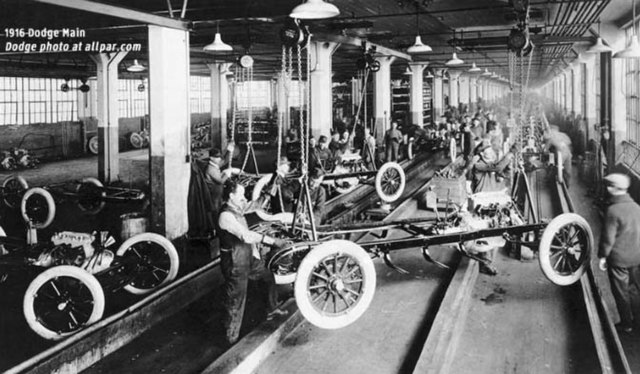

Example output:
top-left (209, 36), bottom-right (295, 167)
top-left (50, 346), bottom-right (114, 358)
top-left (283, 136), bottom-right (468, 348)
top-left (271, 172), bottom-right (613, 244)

top-left (290, 0), bottom-right (339, 19)
top-left (203, 32), bottom-right (233, 52)
top-left (403, 67), bottom-right (413, 75)
top-left (445, 52), bottom-right (463, 66)
top-left (481, 68), bottom-right (492, 77)
top-left (425, 70), bottom-right (434, 78)
top-left (468, 62), bottom-right (481, 73)
top-left (586, 37), bottom-right (612, 53)
top-left (490, 72), bottom-right (498, 78)
top-left (127, 59), bottom-right (146, 72)
top-left (614, 36), bottom-right (640, 58)
top-left (407, 35), bottom-right (432, 54)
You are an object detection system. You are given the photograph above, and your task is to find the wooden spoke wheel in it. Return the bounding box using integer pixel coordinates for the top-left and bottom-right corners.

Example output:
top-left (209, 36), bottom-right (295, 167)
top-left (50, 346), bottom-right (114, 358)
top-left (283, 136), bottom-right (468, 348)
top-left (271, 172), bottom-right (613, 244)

top-left (21, 187), bottom-right (56, 229)
top-left (294, 240), bottom-right (376, 329)
top-left (375, 162), bottom-right (406, 203)
top-left (539, 213), bottom-right (592, 286)
top-left (23, 266), bottom-right (105, 340)
top-left (88, 136), bottom-right (99, 155)
top-left (2, 175), bottom-right (28, 209)
top-left (116, 233), bottom-right (179, 295)
top-left (75, 177), bottom-right (106, 214)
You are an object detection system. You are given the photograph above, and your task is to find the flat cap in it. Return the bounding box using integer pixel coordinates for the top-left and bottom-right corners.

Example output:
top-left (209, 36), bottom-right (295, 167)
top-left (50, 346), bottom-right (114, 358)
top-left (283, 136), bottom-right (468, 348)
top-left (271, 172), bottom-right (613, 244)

top-left (209, 148), bottom-right (222, 158)
top-left (604, 173), bottom-right (631, 190)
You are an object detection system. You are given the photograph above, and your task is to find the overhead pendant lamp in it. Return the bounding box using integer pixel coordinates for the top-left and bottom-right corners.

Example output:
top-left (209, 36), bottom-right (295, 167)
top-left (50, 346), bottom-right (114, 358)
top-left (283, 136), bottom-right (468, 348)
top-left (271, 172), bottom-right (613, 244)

top-left (490, 72), bottom-right (498, 79)
top-left (587, 20), bottom-right (612, 53)
top-left (127, 59), bottom-right (146, 72)
top-left (407, 5), bottom-right (432, 54)
top-left (468, 62), bottom-right (481, 73)
top-left (445, 30), bottom-right (463, 65)
top-left (290, 0), bottom-right (339, 19)
top-left (446, 52), bottom-right (464, 66)
top-left (614, 0), bottom-right (640, 58)
top-left (403, 67), bottom-right (413, 75)
top-left (425, 69), bottom-right (434, 79)
top-left (203, 22), bottom-right (233, 52)
top-left (481, 68), bottom-right (492, 77)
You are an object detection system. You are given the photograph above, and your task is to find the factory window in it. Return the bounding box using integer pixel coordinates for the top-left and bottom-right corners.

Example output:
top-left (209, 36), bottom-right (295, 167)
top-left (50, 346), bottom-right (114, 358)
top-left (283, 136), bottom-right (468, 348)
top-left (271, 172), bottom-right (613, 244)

top-left (189, 76), bottom-right (211, 113)
top-left (0, 76), bottom-right (79, 125)
top-left (236, 80), bottom-right (271, 109)
top-left (287, 80), bottom-right (304, 108)
top-left (118, 79), bottom-right (148, 118)
top-left (625, 26), bottom-right (640, 146)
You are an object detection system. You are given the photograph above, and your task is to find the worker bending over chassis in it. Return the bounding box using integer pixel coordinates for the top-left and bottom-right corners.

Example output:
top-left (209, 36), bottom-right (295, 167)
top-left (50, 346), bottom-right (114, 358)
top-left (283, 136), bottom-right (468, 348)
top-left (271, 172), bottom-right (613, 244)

top-left (218, 181), bottom-right (288, 345)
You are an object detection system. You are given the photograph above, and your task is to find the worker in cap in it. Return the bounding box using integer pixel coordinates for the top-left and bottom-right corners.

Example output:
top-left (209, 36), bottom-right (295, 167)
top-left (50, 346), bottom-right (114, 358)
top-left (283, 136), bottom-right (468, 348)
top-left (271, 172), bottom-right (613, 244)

top-left (309, 167), bottom-right (327, 225)
top-left (598, 173), bottom-right (640, 333)
top-left (205, 147), bottom-right (227, 226)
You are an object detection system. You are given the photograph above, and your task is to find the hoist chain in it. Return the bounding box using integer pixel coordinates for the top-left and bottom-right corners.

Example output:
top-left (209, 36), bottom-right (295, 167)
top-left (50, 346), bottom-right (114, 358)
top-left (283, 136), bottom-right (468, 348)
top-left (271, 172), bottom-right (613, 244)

top-left (297, 43), bottom-right (307, 176)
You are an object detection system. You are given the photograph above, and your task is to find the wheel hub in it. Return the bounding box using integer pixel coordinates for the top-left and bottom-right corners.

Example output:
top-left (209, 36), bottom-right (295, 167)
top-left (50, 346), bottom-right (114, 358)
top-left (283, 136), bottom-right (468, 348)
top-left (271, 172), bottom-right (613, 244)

top-left (329, 277), bottom-right (345, 293)
top-left (57, 301), bottom-right (68, 311)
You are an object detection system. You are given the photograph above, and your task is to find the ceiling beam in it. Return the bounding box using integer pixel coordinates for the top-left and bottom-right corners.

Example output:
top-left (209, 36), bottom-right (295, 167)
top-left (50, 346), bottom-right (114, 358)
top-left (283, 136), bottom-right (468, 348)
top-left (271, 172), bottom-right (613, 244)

top-left (313, 33), bottom-right (412, 61)
top-left (30, 0), bottom-right (190, 30)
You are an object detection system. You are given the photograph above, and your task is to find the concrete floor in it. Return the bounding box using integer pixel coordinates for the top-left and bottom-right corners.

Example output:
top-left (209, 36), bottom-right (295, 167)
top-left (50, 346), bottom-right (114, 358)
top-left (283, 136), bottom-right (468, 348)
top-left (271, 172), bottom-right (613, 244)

top-left (450, 168), bottom-right (599, 374)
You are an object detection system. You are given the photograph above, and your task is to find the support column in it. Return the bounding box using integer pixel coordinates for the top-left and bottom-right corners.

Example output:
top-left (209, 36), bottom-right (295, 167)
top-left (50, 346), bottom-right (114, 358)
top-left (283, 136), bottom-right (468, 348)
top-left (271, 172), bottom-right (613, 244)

top-left (433, 68), bottom-right (445, 120)
top-left (310, 41), bottom-right (339, 138)
top-left (459, 73), bottom-right (470, 109)
top-left (90, 52), bottom-right (127, 183)
top-left (209, 62), bottom-right (231, 152)
top-left (373, 56), bottom-right (396, 141)
top-left (469, 76), bottom-right (478, 112)
top-left (351, 76), bottom-right (362, 117)
top-left (448, 70), bottom-right (462, 110)
top-left (584, 54), bottom-right (597, 140)
top-left (276, 72), bottom-right (290, 134)
top-left (572, 64), bottom-right (582, 117)
top-left (148, 25), bottom-right (191, 239)
top-left (408, 62), bottom-right (428, 126)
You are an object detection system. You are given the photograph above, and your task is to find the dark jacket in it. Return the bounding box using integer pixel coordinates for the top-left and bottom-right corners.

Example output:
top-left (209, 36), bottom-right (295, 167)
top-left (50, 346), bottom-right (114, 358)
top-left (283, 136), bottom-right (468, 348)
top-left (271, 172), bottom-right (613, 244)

top-left (598, 194), bottom-right (640, 267)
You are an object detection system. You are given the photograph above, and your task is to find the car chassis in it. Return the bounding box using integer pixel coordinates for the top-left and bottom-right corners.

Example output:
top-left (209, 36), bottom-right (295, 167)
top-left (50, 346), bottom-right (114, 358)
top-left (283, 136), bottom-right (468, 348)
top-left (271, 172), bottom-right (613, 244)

top-left (250, 171), bottom-right (593, 330)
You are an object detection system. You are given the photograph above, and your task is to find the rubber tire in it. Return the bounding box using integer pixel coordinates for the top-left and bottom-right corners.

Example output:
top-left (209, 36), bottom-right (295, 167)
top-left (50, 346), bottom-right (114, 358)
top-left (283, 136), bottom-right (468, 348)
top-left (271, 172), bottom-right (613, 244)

top-left (0, 224), bottom-right (6, 255)
top-left (75, 177), bottom-right (106, 214)
top-left (88, 136), bottom-right (99, 155)
top-left (407, 139), bottom-right (414, 160)
top-left (375, 162), bottom-right (406, 203)
top-left (294, 240), bottom-right (376, 329)
top-left (539, 213), bottom-right (592, 286)
top-left (449, 138), bottom-right (457, 161)
top-left (23, 265), bottom-right (105, 340)
top-left (2, 174), bottom-right (29, 209)
top-left (116, 232), bottom-right (180, 295)
top-left (129, 132), bottom-right (144, 149)
top-left (251, 174), bottom-right (278, 221)
top-left (21, 187), bottom-right (56, 229)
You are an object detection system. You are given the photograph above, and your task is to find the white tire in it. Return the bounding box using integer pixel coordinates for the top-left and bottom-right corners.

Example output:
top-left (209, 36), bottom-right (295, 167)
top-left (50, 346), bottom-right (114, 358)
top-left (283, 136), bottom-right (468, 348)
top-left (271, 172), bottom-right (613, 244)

top-left (23, 265), bottom-right (105, 340)
top-left (21, 187), bottom-right (56, 228)
top-left (129, 132), bottom-right (144, 149)
top-left (116, 233), bottom-right (180, 295)
top-left (539, 213), bottom-right (592, 286)
top-left (375, 162), bottom-right (406, 203)
top-left (88, 136), bottom-right (99, 155)
top-left (449, 138), bottom-right (457, 161)
top-left (294, 240), bottom-right (376, 329)
top-left (251, 174), bottom-right (278, 221)
top-left (2, 174), bottom-right (28, 209)
top-left (75, 177), bottom-right (106, 214)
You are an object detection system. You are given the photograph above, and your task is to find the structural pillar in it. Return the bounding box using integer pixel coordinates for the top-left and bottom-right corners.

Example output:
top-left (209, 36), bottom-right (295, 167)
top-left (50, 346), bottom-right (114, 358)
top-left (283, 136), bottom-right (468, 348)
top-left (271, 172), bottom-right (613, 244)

top-left (209, 62), bottom-right (231, 152)
top-left (148, 25), bottom-right (191, 239)
top-left (469, 76), bottom-right (478, 112)
top-left (448, 70), bottom-right (462, 111)
top-left (408, 62), bottom-right (428, 126)
top-left (276, 72), bottom-right (290, 134)
top-left (432, 68), bottom-right (446, 120)
top-left (90, 52), bottom-right (127, 183)
top-left (459, 73), bottom-right (470, 109)
top-left (309, 41), bottom-right (339, 138)
top-left (373, 56), bottom-right (396, 141)
top-left (572, 64), bottom-right (582, 117)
